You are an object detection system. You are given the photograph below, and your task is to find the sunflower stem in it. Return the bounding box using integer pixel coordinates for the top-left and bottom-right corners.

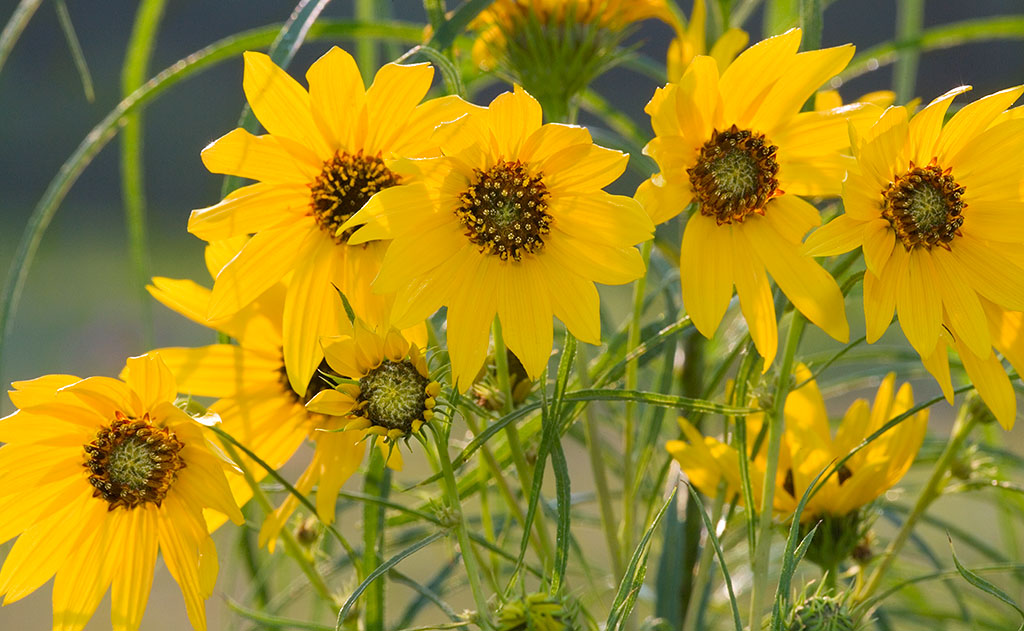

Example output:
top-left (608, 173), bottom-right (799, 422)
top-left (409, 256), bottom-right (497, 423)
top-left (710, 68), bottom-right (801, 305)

top-left (623, 239), bottom-right (653, 562)
top-left (894, 0), bottom-right (925, 104)
top-left (576, 344), bottom-right (624, 578)
top-left (493, 317), bottom-right (555, 563)
top-left (363, 446), bottom-right (389, 631)
top-left (432, 421), bottom-right (495, 631)
top-left (218, 439), bottom-right (339, 609)
top-left (356, 0), bottom-right (378, 84)
top-left (749, 312), bottom-right (805, 624)
top-left (856, 404), bottom-right (976, 606)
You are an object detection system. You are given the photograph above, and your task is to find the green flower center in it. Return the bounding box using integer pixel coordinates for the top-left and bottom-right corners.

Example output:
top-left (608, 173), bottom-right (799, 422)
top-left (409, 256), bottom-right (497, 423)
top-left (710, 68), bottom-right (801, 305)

top-left (84, 412), bottom-right (186, 510)
top-left (456, 160), bottom-right (552, 261)
top-left (688, 125), bottom-right (781, 224)
top-left (882, 161), bottom-right (965, 250)
top-left (310, 151), bottom-right (400, 244)
top-left (357, 359), bottom-right (430, 433)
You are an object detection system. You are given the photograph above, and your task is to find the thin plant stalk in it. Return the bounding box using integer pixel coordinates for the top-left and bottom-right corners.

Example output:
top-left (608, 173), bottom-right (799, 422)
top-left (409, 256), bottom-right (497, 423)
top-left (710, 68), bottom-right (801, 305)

top-left (363, 447), bottom-right (388, 631)
top-left (749, 313), bottom-right (805, 622)
top-left (623, 239), bottom-right (653, 559)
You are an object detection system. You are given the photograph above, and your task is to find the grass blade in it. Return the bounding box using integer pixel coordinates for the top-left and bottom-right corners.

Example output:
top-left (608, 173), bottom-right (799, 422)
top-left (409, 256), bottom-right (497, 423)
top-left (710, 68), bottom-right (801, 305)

top-left (685, 484), bottom-right (744, 631)
top-left (53, 0), bottom-right (94, 102)
top-left (949, 534), bottom-right (1024, 630)
top-left (0, 0), bottom-right (43, 74)
top-left (120, 0), bottom-right (168, 350)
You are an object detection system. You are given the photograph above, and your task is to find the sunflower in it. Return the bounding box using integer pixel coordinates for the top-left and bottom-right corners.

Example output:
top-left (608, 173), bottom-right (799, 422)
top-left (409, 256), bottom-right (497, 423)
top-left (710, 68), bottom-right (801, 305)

top-left (665, 0), bottom-right (748, 82)
top-left (804, 86), bottom-right (1024, 428)
top-left (635, 29), bottom-right (864, 367)
top-left (0, 353), bottom-right (243, 631)
top-left (667, 364), bottom-right (927, 526)
top-left (258, 318), bottom-right (439, 547)
top-left (342, 86), bottom-right (654, 388)
top-left (471, 0), bottom-right (672, 120)
top-left (188, 47), bottom-right (467, 397)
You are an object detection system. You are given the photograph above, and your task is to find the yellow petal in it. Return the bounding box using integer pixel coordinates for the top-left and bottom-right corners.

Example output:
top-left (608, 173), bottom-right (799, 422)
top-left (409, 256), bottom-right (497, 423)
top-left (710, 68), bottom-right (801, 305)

top-left (364, 62), bottom-right (435, 154)
top-left (763, 194), bottom-right (820, 245)
top-left (861, 219), bottom-right (896, 276)
top-left (958, 338), bottom-right (1016, 429)
top-left (732, 227), bottom-right (778, 366)
top-left (540, 144), bottom-right (629, 194)
top-left (488, 85), bottom-right (543, 158)
top-left (919, 338), bottom-right (955, 404)
top-left (937, 85), bottom-right (1024, 163)
top-left (719, 29), bottom-right (800, 125)
top-left (306, 389), bottom-right (357, 416)
top-left (680, 213), bottom-right (734, 339)
top-left (555, 193), bottom-right (654, 247)
top-left (110, 506), bottom-right (158, 631)
top-left (754, 44), bottom-right (855, 134)
top-left (746, 218), bottom-right (849, 343)
top-left (674, 55), bottom-right (721, 143)
top-left (242, 51), bottom-right (328, 157)
top-left (906, 86), bottom-right (971, 166)
top-left (7, 374), bottom-right (80, 409)
top-left (931, 247), bottom-right (991, 358)
top-left (313, 430), bottom-right (365, 521)
top-left (544, 229), bottom-right (645, 285)
top-left (156, 503), bottom-right (208, 631)
top-left (634, 177), bottom-right (693, 225)
top-left (155, 345), bottom-right (280, 399)
top-left (520, 123), bottom-right (593, 165)
top-left (802, 214), bottom-right (864, 257)
top-left (537, 256), bottom-right (601, 345)
top-left (199, 128), bottom-right (319, 183)
top-left (896, 249), bottom-right (943, 355)
top-left (51, 501), bottom-right (118, 631)
top-left (305, 47), bottom-right (365, 150)
top-left (121, 353), bottom-right (177, 412)
top-left (207, 221), bottom-right (314, 320)
top-left (446, 258), bottom-right (498, 390)
top-left (497, 263), bottom-right (554, 379)
top-left (392, 95), bottom-right (475, 157)
top-left (188, 182), bottom-right (310, 241)
top-left (863, 263), bottom-right (900, 343)
top-left (61, 376), bottom-right (142, 420)
top-left (950, 236), bottom-right (1024, 311)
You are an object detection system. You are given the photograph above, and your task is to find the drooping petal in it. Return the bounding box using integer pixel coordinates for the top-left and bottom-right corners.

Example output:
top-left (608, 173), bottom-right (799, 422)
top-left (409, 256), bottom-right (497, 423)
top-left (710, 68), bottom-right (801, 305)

top-left (895, 249), bottom-right (942, 355)
top-left (497, 262), bottom-right (554, 379)
top-left (110, 506), bottom-right (159, 631)
top-left (680, 213), bottom-right (734, 340)
top-left (732, 228), bottom-right (778, 366)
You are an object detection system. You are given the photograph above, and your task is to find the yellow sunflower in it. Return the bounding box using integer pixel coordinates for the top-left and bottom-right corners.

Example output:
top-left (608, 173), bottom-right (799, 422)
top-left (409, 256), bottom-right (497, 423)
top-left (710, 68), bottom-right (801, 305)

top-left (636, 29), bottom-right (864, 366)
top-left (188, 47), bottom-right (467, 397)
top-left (667, 364), bottom-right (928, 520)
top-left (0, 353), bottom-right (243, 631)
top-left (259, 318), bottom-right (439, 548)
top-left (665, 0), bottom-right (748, 82)
top-left (803, 86), bottom-right (1024, 428)
top-left (343, 86), bottom-right (654, 388)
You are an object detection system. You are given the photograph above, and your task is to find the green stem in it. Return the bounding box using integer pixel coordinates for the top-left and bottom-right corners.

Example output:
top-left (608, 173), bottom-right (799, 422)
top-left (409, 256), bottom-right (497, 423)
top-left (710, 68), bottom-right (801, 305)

top-left (576, 345), bottom-right (624, 578)
top-left (894, 0), bottom-right (925, 103)
top-left (749, 313), bottom-right (805, 623)
top-left (355, 0), bottom-right (378, 83)
top-left (623, 240), bottom-right (653, 560)
top-left (856, 405), bottom-right (976, 605)
top-left (798, 0), bottom-right (823, 51)
top-left (363, 447), bottom-right (388, 631)
top-left (432, 423), bottom-right (495, 630)
top-left (493, 318), bottom-right (554, 563)
top-left (218, 439), bottom-right (338, 608)
top-left (682, 489), bottom-right (727, 631)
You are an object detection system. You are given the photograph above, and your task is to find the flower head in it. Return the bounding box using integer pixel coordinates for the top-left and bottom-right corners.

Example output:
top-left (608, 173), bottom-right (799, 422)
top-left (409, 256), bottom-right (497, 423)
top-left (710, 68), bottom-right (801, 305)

top-left (636, 29), bottom-right (865, 366)
top-left (344, 86), bottom-right (653, 388)
top-left (804, 85), bottom-right (1024, 427)
top-left (188, 47), bottom-right (467, 397)
top-left (471, 0), bottom-right (672, 119)
top-left (667, 365), bottom-right (928, 522)
top-left (259, 318), bottom-right (439, 547)
top-left (0, 354), bottom-right (243, 631)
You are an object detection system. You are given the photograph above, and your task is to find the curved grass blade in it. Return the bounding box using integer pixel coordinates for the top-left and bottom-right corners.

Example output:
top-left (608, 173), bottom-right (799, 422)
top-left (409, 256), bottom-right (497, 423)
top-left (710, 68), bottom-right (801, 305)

top-left (395, 563), bottom-right (461, 625)
top-left (0, 19), bottom-right (421, 381)
top-left (222, 0), bottom-right (333, 195)
top-left (0, 0), bottom-right (43, 74)
top-left (840, 16), bottom-right (1024, 84)
top-left (949, 535), bottom-right (1024, 631)
top-left (422, 0), bottom-right (493, 52)
top-left (120, 0), bottom-right (168, 349)
top-left (54, 0), bottom-right (94, 102)
top-left (607, 489), bottom-right (677, 631)
top-left (685, 484), bottom-right (744, 631)
top-left (335, 531), bottom-right (446, 631)
top-left (400, 44), bottom-right (465, 97)
top-left (226, 597), bottom-right (334, 631)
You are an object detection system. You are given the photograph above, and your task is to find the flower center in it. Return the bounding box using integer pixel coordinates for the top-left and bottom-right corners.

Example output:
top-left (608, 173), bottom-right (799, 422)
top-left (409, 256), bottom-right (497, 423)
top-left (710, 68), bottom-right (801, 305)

top-left (881, 161), bottom-right (965, 250)
top-left (279, 356), bottom-right (337, 406)
top-left (84, 411), bottom-right (186, 510)
top-left (357, 359), bottom-right (430, 434)
top-left (310, 151), bottom-right (400, 244)
top-left (688, 125), bottom-right (781, 225)
top-left (456, 160), bottom-right (552, 261)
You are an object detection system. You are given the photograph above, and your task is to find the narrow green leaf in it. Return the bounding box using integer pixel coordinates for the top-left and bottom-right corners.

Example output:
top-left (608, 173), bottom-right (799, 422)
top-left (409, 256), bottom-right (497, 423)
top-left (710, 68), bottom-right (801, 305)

top-left (949, 534), bottom-right (1024, 630)
top-left (226, 597), bottom-right (334, 631)
top-left (424, 0), bottom-right (494, 52)
top-left (406, 44), bottom-right (465, 97)
top-left (394, 563), bottom-right (461, 625)
top-left (606, 490), bottom-right (677, 631)
top-left (550, 440), bottom-right (572, 596)
top-left (563, 388), bottom-right (759, 415)
top-left (893, 0), bottom-right (924, 103)
top-left (53, 0), bottom-right (94, 102)
top-left (841, 17), bottom-right (1024, 83)
top-left (0, 0), bottom-right (43, 74)
top-left (798, 0), bottom-right (823, 51)
top-left (764, 0), bottom-right (798, 37)
top-left (336, 532), bottom-right (446, 631)
top-left (222, 0), bottom-right (333, 195)
top-left (685, 484), bottom-right (744, 631)
top-left (120, 0), bottom-right (168, 350)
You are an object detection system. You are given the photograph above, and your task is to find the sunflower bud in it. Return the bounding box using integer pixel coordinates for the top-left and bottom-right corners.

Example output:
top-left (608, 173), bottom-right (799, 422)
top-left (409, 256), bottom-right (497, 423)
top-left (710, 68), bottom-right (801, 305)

top-left (496, 592), bottom-right (583, 631)
top-left (787, 594), bottom-right (856, 631)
